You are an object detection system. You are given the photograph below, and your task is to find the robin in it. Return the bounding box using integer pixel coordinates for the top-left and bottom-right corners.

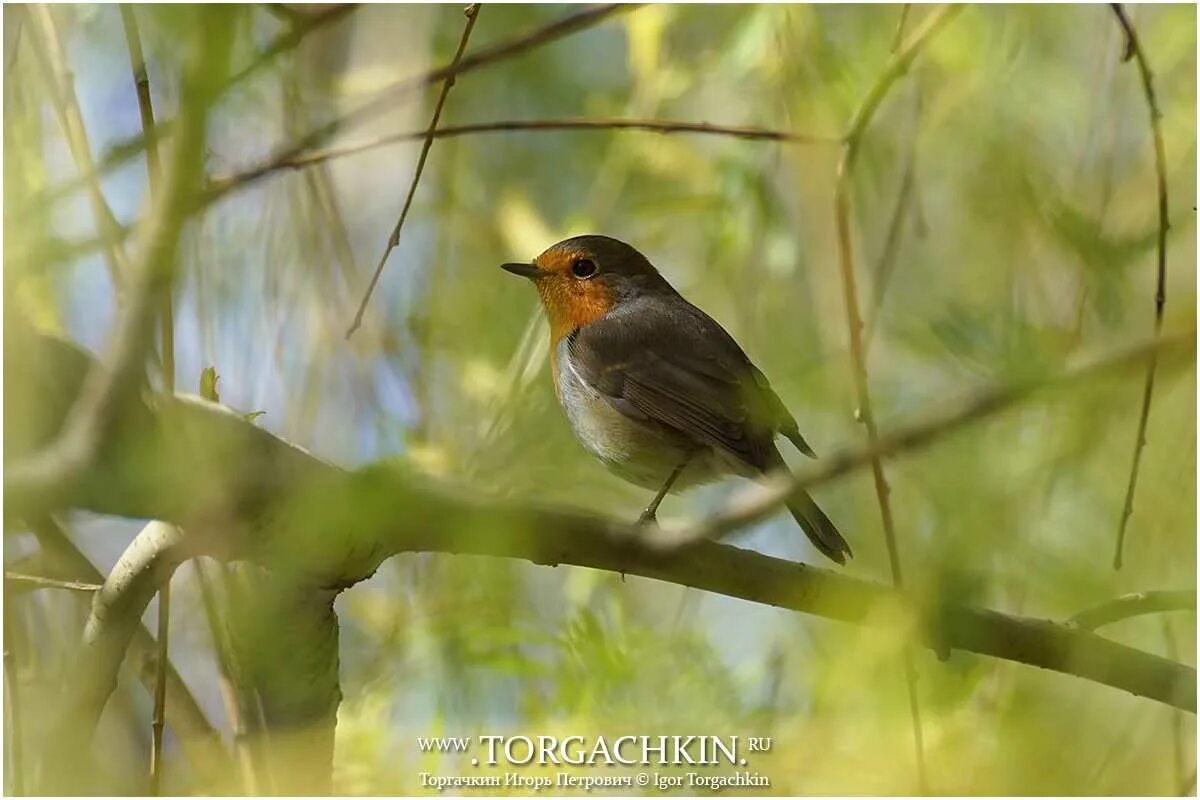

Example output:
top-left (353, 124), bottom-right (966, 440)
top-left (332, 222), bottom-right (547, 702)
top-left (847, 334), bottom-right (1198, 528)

top-left (501, 235), bottom-right (851, 564)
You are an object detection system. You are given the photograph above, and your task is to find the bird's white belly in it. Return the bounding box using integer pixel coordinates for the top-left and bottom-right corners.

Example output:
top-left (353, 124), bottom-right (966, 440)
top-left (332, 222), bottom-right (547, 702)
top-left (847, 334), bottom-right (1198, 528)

top-left (555, 340), bottom-right (732, 491)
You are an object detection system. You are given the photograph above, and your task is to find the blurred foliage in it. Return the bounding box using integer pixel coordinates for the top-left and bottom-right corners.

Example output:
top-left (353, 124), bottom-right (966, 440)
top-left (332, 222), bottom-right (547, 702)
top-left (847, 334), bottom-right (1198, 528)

top-left (3, 3), bottom-right (1197, 795)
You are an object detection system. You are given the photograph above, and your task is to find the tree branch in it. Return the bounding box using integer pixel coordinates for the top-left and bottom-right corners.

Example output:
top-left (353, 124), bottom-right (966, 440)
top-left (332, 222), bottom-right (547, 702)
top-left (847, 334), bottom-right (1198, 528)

top-left (1069, 590), bottom-right (1196, 631)
top-left (1109, 4), bottom-right (1171, 570)
top-left (346, 3), bottom-right (483, 339)
top-left (11, 328), bottom-right (1195, 723)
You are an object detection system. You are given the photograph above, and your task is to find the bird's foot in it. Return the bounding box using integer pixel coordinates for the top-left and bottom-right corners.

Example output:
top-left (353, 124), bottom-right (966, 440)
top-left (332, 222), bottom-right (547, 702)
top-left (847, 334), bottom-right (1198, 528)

top-left (637, 508), bottom-right (658, 526)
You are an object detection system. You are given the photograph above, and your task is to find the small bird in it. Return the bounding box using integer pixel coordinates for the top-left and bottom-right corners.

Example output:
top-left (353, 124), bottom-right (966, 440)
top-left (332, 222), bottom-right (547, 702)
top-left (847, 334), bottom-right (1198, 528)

top-left (501, 235), bottom-right (851, 564)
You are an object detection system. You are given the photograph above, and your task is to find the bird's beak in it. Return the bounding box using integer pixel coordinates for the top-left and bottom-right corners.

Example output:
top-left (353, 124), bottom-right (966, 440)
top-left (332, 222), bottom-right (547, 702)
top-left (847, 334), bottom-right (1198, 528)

top-left (500, 261), bottom-right (540, 279)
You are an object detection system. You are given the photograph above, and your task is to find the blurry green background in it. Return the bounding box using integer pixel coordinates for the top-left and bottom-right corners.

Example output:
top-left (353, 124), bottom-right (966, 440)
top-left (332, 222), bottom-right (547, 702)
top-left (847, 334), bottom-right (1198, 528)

top-left (3, 3), bottom-right (1196, 794)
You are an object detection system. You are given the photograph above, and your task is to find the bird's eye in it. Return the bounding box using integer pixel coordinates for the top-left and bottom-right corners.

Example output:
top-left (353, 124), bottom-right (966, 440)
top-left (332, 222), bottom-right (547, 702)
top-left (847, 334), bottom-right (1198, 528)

top-left (571, 258), bottom-right (598, 279)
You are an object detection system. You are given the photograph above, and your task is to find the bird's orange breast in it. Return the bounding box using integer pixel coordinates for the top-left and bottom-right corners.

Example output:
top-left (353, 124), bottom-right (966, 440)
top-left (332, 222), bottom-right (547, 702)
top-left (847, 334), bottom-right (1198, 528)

top-left (537, 274), bottom-right (615, 401)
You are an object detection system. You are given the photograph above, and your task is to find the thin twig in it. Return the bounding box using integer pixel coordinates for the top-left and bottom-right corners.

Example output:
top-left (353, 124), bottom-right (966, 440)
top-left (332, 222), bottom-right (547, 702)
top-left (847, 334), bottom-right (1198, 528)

top-left (345, 3), bottom-right (482, 339)
top-left (211, 117), bottom-right (838, 188)
top-left (150, 579), bottom-right (171, 794)
top-left (117, 9), bottom-right (173, 788)
top-left (118, 4), bottom-right (173, 391)
top-left (830, 7), bottom-right (961, 792)
top-left (203, 4), bottom-right (638, 206)
top-left (4, 572), bottom-right (102, 592)
top-left (1068, 590), bottom-right (1195, 631)
top-left (35, 5), bottom-right (642, 271)
top-left (1110, 4), bottom-right (1170, 570)
top-left (27, 6), bottom-right (131, 286)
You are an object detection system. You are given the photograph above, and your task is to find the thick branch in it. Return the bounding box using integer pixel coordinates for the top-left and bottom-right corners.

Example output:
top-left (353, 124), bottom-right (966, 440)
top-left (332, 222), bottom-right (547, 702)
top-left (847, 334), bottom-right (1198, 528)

top-left (9, 329), bottom-right (1195, 716)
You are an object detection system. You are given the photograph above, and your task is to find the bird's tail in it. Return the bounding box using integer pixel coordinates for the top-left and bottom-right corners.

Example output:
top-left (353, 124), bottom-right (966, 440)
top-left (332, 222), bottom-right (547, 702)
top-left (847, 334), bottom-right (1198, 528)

top-left (786, 489), bottom-right (853, 565)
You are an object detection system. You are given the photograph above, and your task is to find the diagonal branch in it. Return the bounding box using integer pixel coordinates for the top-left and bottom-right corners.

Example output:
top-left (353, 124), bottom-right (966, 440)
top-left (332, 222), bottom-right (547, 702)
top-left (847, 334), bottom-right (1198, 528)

top-left (1109, 4), bottom-right (1171, 570)
top-left (828, 7), bottom-right (961, 791)
top-left (345, 3), bottom-right (482, 339)
top-left (676, 330), bottom-right (1194, 547)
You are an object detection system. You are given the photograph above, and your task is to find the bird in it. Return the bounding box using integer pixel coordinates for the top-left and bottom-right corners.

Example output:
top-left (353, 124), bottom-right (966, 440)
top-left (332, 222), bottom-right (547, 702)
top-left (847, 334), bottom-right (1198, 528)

top-left (500, 234), bottom-right (852, 565)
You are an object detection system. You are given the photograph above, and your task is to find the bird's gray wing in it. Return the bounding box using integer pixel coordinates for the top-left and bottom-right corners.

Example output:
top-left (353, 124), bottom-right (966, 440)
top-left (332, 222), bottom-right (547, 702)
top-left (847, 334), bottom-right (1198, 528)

top-left (566, 296), bottom-right (798, 471)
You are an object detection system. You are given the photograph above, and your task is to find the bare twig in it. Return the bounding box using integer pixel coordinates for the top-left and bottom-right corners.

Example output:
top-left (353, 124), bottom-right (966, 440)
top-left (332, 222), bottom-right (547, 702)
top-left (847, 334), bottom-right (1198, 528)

top-left (27, 4), bottom-right (359, 215)
top-left (1110, 4), bottom-right (1170, 570)
top-left (830, 7), bottom-right (961, 791)
top-left (116, 9), bottom-right (174, 788)
top-left (211, 117), bottom-right (837, 188)
top-left (1068, 590), bottom-right (1195, 631)
top-left (150, 580), bottom-right (171, 794)
top-left (27, 6), bottom-right (131, 285)
top-left (346, 3), bottom-right (483, 339)
top-left (35, 6), bottom-right (642, 272)
top-left (204, 4), bottom-right (638, 204)
top-left (4, 572), bottom-right (102, 592)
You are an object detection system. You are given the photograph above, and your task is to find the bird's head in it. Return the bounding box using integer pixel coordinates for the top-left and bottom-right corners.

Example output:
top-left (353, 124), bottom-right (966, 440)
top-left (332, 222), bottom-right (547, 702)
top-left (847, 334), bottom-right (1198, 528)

top-left (501, 234), bottom-right (670, 341)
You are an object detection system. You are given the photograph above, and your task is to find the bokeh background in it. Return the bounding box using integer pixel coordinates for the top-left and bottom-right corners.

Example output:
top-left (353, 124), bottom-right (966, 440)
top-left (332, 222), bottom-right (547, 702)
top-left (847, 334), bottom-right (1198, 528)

top-left (4, 3), bottom-right (1197, 794)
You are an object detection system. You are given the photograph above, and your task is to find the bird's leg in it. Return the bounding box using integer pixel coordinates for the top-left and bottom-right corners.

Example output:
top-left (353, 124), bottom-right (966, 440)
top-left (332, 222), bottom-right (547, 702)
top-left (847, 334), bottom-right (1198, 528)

top-left (638, 456), bottom-right (691, 524)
